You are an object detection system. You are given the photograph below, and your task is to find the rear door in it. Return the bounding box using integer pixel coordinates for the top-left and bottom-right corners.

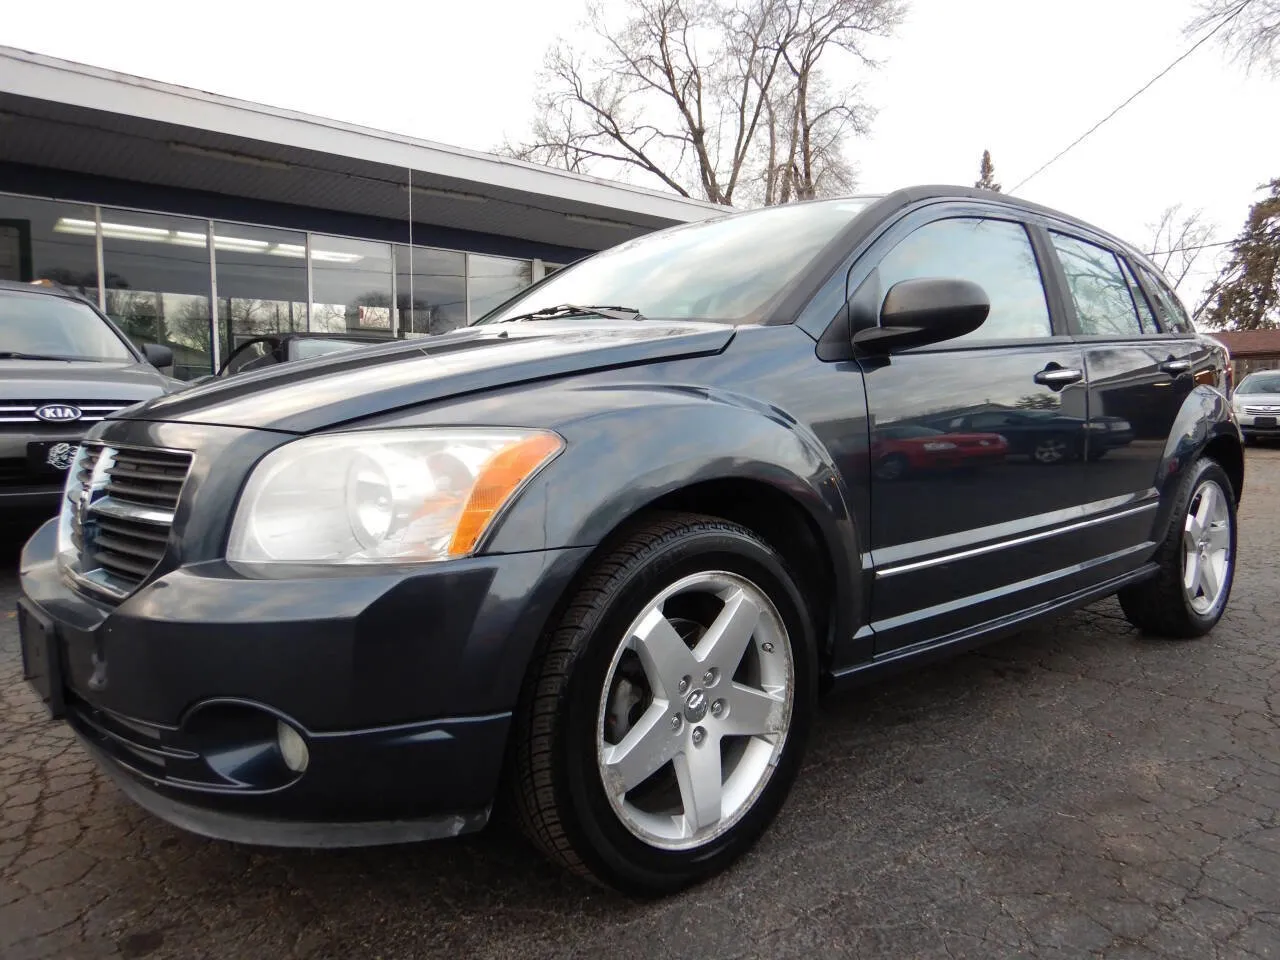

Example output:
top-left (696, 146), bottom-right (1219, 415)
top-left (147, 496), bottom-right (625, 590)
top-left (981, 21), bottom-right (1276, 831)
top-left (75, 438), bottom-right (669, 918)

top-left (1041, 229), bottom-right (1211, 558)
top-left (856, 205), bottom-right (1094, 653)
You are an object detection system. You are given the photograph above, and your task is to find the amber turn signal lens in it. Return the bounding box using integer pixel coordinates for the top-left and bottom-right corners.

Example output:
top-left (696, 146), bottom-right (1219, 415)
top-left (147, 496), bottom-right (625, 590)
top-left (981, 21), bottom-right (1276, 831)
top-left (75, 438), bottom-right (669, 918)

top-left (448, 432), bottom-right (563, 557)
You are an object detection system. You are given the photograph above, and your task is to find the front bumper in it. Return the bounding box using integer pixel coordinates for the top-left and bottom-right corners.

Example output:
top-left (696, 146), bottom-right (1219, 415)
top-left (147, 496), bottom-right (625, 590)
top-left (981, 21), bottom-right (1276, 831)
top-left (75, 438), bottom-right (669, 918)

top-left (20, 519), bottom-right (591, 844)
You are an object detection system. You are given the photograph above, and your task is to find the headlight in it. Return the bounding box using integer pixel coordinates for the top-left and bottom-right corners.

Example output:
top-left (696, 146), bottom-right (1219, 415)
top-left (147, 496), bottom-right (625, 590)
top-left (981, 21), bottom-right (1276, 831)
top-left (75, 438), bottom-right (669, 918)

top-left (227, 428), bottom-right (562, 564)
top-left (921, 441), bottom-right (957, 451)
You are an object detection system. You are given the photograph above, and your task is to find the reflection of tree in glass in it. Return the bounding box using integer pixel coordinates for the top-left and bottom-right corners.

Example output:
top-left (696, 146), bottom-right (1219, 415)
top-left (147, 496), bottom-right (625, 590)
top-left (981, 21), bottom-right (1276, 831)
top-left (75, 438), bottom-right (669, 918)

top-left (1052, 236), bottom-right (1138, 336)
top-left (1015, 394), bottom-right (1058, 410)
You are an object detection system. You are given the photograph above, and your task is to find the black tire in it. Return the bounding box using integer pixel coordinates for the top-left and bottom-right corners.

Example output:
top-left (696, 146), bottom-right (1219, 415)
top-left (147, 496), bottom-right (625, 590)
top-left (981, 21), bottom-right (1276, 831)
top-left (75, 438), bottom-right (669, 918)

top-left (1118, 457), bottom-right (1237, 638)
top-left (509, 511), bottom-right (817, 897)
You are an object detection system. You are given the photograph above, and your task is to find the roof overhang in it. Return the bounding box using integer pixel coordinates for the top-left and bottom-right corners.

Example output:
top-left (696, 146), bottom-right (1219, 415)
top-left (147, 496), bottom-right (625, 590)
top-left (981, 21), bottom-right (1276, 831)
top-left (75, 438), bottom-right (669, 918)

top-left (0, 47), bottom-right (725, 252)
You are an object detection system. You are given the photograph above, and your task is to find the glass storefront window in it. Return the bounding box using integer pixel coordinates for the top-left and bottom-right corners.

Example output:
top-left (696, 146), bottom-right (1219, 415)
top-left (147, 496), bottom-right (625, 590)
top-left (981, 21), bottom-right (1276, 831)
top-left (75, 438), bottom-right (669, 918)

top-left (311, 235), bottom-right (393, 334)
top-left (214, 222), bottom-right (308, 367)
top-left (469, 254), bottom-right (533, 321)
top-left (100, 209), bottom-right (213, 379)
top-left (394, 245), bottom-right (466, 337)
top-left (0, 195), bottom-right (99, 298)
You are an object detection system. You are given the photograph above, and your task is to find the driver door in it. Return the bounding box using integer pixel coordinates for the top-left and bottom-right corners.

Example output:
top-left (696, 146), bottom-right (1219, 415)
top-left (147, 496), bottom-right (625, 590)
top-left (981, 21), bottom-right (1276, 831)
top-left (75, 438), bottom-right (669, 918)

top-left (854, 208), bottom-right (1093, 653)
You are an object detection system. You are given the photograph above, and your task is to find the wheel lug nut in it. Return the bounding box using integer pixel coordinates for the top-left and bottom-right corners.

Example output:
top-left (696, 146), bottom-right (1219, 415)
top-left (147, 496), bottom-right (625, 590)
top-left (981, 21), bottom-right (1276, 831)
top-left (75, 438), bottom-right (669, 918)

top-left (670, 715), bottom-right (682, 731)
top-left (692, 726), bottom-right (706, 745)
top-left (677, 676), bottom-right (690, 694)
top-left (761, 642), bottom-right (774, 654)
top-left (710, 699), bottom-right (725, 717)
top-left (702, 667), bottom-right (719, 686)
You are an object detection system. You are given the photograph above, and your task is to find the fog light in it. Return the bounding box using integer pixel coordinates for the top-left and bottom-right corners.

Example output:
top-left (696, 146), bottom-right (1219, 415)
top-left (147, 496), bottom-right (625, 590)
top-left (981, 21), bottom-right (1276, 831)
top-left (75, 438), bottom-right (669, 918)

top-left (277, 720), bottom-right (309, 773)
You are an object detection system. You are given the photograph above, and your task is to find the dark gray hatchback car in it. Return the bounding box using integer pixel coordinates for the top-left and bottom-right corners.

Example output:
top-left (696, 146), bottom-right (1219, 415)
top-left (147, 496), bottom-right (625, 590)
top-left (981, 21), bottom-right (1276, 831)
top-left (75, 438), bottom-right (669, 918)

top-left (19, 187), bottom-right (1242, 896)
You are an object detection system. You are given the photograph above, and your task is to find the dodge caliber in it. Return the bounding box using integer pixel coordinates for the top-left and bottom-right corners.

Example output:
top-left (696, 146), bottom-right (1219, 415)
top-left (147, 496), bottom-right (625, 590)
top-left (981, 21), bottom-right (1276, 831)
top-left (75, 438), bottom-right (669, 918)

top-left (19, 187), bottom-right (1243, 896)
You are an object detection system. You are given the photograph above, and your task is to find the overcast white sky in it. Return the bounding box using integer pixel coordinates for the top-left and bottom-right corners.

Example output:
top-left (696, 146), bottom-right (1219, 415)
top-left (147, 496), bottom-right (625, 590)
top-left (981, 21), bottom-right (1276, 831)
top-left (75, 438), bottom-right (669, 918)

top-left (5, 0), bottom-right (1277, 307)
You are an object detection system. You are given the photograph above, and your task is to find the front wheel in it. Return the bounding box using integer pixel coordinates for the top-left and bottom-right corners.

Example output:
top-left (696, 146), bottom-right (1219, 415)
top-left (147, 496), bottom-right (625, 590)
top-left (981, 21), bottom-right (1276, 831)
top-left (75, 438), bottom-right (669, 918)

top-left (509, 512), bottom-right (816, 896)
top-left (1119, 458), bottom-right (1237, 638)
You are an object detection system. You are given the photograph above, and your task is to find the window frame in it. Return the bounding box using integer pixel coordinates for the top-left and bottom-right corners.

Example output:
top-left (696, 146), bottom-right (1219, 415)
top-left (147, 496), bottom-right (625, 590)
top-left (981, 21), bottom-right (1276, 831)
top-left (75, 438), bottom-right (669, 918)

top-left (824, 200), bottom-right (1073, 355)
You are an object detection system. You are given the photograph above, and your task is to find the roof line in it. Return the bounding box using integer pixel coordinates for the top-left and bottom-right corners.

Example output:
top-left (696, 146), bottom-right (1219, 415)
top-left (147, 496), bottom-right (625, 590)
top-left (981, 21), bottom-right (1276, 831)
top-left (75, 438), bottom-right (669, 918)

top-left (0, 45), bottom-right (725, 221)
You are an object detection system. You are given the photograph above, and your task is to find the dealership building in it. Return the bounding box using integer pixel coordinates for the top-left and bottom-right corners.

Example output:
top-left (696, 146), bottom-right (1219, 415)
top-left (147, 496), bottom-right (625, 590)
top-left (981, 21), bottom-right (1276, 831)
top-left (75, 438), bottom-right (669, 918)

top-left (0, 47), bottom-right (720, 378)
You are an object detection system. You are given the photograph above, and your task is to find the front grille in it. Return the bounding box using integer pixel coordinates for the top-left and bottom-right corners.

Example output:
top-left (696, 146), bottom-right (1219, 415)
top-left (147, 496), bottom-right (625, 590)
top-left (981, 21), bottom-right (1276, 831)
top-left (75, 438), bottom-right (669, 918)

top-left (1244, 405), bottom-right (1280, 415)
top-left (0, 400), bottom-right (132, 429)
top-left (63, 442), bottom-right (193, 600)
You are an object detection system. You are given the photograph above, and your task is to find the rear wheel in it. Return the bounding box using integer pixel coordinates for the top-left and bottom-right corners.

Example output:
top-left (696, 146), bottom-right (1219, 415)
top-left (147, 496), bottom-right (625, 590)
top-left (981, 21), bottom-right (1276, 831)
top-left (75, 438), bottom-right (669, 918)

top-left (1119, 458), bottom-right (1236, 638)
top-left (510, 512), bottom-right (816, 896)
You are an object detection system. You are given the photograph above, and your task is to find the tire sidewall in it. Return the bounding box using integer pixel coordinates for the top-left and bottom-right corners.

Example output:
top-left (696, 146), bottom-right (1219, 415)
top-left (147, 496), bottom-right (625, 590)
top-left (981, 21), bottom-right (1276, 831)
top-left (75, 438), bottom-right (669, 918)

top-left (556, 522), bottom-right (817, 895)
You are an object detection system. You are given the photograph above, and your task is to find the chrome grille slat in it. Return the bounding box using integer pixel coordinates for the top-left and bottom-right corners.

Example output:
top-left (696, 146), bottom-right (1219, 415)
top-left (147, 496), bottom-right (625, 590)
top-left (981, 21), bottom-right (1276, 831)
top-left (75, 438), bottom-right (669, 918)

top-left (63, 441), bottom-right (193, 601)
top-left (0, 401), bottom-right (131, 429)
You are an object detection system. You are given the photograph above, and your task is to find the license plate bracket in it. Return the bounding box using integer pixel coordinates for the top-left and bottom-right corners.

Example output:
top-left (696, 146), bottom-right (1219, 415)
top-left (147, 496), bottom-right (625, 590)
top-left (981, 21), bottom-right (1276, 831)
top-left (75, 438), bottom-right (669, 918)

top-left (18, 599), bottom-right (66, 720)
top-left (1254, 416), bottom-right (1277, 428)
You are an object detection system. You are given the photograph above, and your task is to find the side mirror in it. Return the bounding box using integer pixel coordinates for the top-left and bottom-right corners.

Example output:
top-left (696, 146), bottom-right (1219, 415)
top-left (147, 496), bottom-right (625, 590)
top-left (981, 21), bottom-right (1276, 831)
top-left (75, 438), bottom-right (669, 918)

top-left (853, 278), bottom-right (990, 353)
top-left (142, 343), bottom-right (174, 368)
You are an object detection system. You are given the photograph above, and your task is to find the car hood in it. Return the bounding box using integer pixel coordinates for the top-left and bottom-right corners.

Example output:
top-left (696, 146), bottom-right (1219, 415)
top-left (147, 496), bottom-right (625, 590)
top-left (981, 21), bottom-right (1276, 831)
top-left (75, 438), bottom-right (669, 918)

top-left (0, 358), bottom-right (175, 400)
top-left (117, 320), bottom-right (735, 433)
top-left (1233, 394), bottom-right (1280, 409)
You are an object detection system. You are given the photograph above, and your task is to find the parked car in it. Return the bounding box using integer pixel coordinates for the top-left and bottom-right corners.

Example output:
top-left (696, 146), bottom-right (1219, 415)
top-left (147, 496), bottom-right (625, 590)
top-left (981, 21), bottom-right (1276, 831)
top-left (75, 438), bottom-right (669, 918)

top-left (0, 279), bottom-right (177, 519)
top-left (18, 187), bottom-right (1242, 896)
top-left (871, 423), bottom-right (1008, 479)
top-left (215, 332), bottom-right (398, 378)
top-left (1231, 371), bottom-right (1280, 444)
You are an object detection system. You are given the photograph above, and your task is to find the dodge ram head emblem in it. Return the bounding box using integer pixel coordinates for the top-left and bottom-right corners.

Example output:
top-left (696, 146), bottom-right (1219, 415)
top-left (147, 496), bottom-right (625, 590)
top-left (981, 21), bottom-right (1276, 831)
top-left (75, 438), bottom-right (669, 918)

top-left (35, 404), bottom-right (82, 423)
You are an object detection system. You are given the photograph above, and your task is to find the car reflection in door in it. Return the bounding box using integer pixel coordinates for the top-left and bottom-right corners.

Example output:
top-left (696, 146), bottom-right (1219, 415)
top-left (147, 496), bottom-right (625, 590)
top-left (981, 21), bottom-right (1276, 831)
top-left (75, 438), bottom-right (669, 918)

top-left (924, 409), bottom-right (1134, 466)
top-left (871, 424), bottom-right (1009, 480)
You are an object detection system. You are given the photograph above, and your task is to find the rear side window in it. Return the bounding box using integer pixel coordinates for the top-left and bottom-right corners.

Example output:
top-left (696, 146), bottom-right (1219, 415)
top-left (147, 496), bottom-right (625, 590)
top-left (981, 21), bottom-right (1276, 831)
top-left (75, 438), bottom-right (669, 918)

top-left (1049, 233), bottom-right (1142, 337)
top-left (1137, 266), bottom-right (1195, 334)
top-left (876, 218), bottom-right (1052, 342)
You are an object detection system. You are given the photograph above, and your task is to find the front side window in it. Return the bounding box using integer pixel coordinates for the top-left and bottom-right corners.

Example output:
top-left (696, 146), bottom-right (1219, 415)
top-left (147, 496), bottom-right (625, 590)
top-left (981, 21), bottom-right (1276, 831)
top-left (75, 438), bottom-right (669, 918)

top-left (1050, 233), bottom-right (1142, 337)
top-left (479, 198), bottom-right (875, 325)
top-left (0, 290), bottom-right (134, 361)
top-left (876, 218), bottom-right (1052, 342)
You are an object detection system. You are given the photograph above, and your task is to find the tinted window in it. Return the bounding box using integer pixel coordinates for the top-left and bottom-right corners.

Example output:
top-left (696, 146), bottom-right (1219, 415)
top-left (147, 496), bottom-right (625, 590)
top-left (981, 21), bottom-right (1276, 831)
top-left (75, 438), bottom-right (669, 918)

top-left (877, 218), bottom-right (1051, 341)
top-left (1137, 266), bottom-right (1194, 333)
top-left (1050, 233), bottom-right (1142, 337)
top-left (0, 289), bottom-right (133, 361)
top-left (224, 339), bottom-right (274, 375)
top-left (480, 198), bottom-right (875, 325)
top-left (1119, 258), bottom-right (1158, 333)
top-left (290, 338), bottom-right (381, 360)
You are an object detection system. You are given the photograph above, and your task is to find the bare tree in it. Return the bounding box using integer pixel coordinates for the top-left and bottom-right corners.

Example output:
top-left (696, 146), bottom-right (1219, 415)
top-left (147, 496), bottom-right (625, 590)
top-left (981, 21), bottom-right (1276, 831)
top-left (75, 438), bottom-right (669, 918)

top-left (1188, 0), bottom-right (1280, 76)
top-left (1145, 205), bottom-right (1216, 294)
top-left (505, 0), bottom-right (904, 205)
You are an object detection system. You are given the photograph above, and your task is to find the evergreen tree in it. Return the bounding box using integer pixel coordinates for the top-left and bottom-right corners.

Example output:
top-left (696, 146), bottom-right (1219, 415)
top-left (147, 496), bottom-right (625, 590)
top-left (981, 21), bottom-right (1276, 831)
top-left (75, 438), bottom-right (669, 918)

top-left (1199, 179), bottom-right (1280, 329)
top-left (974, 150), bottom-right (1001, 192)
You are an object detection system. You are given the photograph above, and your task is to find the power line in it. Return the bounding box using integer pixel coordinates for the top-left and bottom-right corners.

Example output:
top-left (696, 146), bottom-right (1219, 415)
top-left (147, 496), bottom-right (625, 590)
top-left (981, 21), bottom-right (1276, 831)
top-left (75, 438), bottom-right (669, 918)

top-left (1009, 0), bottom-right (1257, 194)
top-left (1147, 238), bottom-right (1236, 256)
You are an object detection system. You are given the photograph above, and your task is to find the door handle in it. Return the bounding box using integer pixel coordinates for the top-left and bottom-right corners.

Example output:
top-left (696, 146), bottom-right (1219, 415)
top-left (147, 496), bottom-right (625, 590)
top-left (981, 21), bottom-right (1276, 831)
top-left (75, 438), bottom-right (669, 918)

top-left (1159, 358), bottom-right (1193, 376)
top-left (1034, 366), bottom-right (1083, 389)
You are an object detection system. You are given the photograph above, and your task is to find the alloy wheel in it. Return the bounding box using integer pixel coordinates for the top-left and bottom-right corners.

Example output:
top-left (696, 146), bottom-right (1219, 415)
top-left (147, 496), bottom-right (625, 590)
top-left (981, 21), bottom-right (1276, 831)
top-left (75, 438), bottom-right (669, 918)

top-left (1182, 478), bottom-right (1232, 614)
top-left (596, 571), bottom-right (793, 851)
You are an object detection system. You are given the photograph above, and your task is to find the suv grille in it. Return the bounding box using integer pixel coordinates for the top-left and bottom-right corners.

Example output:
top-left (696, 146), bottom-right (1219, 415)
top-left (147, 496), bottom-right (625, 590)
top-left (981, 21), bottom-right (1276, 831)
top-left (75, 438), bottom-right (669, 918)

top-left (0, 401), bottom-right (132, 429)
top-left (63, 442), bottom-right (193, 600)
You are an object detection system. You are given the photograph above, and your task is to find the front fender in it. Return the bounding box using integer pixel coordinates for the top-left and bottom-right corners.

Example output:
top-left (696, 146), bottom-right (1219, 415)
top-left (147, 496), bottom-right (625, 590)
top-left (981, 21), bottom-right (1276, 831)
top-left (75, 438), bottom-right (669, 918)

top-left (484, 383), bottom-right (859, 616)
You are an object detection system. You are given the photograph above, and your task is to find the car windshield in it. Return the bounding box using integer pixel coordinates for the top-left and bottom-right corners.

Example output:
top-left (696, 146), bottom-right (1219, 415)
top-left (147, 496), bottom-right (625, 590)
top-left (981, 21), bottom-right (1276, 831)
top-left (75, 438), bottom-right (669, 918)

top-left (476, 198), bottom-right (876, 325)
top-left (0, 289), bottom-right (133, 362)
top-left (1237, 373), bottom-right (1280, 394)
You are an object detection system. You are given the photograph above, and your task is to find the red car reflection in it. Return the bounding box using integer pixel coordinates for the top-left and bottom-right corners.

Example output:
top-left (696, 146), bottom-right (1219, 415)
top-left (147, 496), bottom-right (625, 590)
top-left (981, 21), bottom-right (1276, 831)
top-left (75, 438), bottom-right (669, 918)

top-left (872, 424), bottom-right (1008, 480)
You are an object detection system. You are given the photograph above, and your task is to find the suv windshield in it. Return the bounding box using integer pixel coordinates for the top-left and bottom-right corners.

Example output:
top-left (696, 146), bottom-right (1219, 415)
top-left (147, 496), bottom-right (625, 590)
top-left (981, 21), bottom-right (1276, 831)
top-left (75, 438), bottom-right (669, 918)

top-left (477, 198), bottom-right (875, 325)
top-left (1237, 373), bottom-right (1280, 394)
top-left (0, 289), bottom-right (134, 362)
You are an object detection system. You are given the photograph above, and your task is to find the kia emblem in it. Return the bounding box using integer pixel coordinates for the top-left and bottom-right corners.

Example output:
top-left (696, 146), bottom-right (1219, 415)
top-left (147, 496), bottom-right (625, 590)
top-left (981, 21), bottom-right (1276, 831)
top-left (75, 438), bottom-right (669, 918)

top-left (34, 404), bottom-right (82, 423)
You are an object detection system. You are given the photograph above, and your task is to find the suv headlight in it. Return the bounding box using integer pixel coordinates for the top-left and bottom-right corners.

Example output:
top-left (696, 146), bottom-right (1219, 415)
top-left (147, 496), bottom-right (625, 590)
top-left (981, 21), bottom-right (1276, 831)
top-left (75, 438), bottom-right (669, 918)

top-left (227, 428), bottom-right (562, 564)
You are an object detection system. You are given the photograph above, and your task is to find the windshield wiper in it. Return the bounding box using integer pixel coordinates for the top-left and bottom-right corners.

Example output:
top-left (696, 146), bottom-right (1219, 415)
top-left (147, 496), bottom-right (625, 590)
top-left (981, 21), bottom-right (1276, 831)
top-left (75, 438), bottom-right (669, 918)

top-left (0, 351), bottom-right (80, 361)
top-left (495, 303), bottom-right (644, 324)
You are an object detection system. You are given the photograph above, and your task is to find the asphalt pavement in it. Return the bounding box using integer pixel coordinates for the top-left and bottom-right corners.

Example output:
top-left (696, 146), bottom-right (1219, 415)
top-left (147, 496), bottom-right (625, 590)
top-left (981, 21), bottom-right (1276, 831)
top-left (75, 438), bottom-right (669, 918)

top-left (4, 450), bottom-right (1280, 959)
